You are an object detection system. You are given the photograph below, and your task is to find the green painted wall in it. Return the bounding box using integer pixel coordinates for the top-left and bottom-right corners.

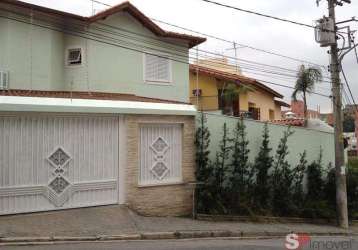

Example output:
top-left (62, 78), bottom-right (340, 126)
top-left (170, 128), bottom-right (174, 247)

top-left (0, 10), bottom-right (189, 102)
top-left (200, 113), bottom-right (335, 168)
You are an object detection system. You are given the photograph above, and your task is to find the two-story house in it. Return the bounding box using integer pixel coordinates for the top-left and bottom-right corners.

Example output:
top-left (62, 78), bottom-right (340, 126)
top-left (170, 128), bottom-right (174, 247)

top-left (189, 58), bottom-right (289, 121)
top-left (0, 0), bottom-right (205, 216)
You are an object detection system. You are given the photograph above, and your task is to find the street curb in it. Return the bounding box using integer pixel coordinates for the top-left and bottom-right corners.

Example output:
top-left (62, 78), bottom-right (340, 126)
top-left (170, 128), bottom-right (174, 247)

top-left (0, 230), bottom-right (357, 246)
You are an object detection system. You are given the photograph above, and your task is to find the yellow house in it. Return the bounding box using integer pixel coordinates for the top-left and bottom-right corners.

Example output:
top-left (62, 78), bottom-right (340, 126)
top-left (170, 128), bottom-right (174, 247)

top-left (189, 63), bottom-right (289, 121)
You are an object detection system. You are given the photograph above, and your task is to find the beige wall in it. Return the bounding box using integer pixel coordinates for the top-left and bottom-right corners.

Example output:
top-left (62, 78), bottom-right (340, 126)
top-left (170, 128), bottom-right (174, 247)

top-left (125, 115), bottom-right (195, 216)
top-left (189, 72), bottom-right (219, 111)
top-left (274, 104), bottom-right (283, 120)
top-left (247, 91), bottom-right (279, 121)
top-left (189, 72), bottom-right (283, 121)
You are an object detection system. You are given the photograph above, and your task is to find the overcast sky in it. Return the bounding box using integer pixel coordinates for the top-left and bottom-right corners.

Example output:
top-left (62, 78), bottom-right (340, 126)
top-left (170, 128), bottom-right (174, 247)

top-left (24, 0), bottom-right (358, 113)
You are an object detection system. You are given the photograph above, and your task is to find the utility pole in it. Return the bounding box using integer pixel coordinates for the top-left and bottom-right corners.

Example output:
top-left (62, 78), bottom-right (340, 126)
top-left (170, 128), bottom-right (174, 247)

top-left (328, 0), bottom-right (348, 229)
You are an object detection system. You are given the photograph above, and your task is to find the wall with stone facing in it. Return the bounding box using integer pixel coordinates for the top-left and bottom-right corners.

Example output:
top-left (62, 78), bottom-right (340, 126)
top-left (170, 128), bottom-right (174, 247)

top-left (125, 115), bottom-right (196, 216)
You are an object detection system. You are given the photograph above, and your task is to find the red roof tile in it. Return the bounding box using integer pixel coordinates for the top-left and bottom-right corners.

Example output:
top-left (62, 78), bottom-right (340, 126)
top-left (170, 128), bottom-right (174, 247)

top-left (270, 118), bottom-right (305, 127)
top-left (189, 64), bottom-right (284, 98)
top-left (0, 89), bottom-right (190, 105)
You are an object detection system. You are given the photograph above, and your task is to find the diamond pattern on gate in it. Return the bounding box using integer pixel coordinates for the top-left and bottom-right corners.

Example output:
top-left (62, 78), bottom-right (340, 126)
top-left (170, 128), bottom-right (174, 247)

top-left (46, 147), bottom-right (73, 207)
top-left (48, 147), bottom-right (71, 168)
top-left (150, 137), bottom-right (170, 180)
top-left (151, 137), bottom-right (169, 154)
top-left (151, 162), bottom-right (169, 180)
top-left (49, 176), bottom-right (70, 194)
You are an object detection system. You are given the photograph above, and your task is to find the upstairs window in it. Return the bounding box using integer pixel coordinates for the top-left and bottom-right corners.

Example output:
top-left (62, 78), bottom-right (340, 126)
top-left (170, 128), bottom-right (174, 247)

top-left (67, 48), bottom-right (82, 66)
top-left (144, 53), bottom-right (172, 84)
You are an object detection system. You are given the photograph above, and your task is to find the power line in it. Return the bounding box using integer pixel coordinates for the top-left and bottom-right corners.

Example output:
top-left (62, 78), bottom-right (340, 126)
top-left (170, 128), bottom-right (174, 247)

top-left (199, 0), bottom-right (346, 35)
top-left (6, 3), bottom-right (326, 80)
top-left (152, 18), bottom-right (326, 68)
top-left (90, 0), bottom-right (111, 7)
top-left (95, 22), bottom-right (334, 81)
top-left (341, 66), bottom-right (358, 110)
top-left (86, 0), bottom-right (327, 68)
top-left (3, 5), bottom-right (333, 85)
top-left (0, 13), bottom-right (332, 100)
top-left (200, 0), bottom-right (315, 29)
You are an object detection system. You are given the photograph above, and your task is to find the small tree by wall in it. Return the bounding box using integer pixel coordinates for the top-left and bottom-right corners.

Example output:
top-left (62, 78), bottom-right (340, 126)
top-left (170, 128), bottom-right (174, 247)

top-left (292, 151), bottom-right (308, 211)
top-left (252, 123), bottom-right (273, 211)
top-left (194, 114), bottom-right (358, 219)
top-left (195, 112), bottom-right (214, 213)
top-left (195, 112), bottom-right (211, 183)
top-left (271, 127), bottom-right (295, 215)
top-left (216, 123), bottom-right (231, 195)
top-left (229, 117), bottom-right (252, 213)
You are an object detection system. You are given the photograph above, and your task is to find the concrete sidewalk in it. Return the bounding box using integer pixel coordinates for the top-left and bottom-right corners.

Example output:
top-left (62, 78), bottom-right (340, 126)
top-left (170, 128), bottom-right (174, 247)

top-left (0, 205), bottom-right (356, 241)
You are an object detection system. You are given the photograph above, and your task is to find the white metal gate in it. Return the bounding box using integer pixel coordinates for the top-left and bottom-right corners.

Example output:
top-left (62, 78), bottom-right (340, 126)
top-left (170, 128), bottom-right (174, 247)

top-left (0, 113), bottom-right (123, 215)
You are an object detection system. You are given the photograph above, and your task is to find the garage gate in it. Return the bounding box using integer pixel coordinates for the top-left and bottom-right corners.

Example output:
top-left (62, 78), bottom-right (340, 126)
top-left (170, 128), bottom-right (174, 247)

top-left (0, 113), bottom-right (124, 215)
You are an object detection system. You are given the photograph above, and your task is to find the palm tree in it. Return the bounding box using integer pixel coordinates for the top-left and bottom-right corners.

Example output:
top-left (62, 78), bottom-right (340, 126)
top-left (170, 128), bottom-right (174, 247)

top-left (292, 65), bottom-right (322, 125)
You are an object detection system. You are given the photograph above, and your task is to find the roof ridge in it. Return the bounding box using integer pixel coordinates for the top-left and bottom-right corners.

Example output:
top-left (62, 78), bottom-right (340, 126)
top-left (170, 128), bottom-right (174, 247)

top-left (190, 64), bottom-right (284, 98)
top-left (1, 0), bottom-right (205, 48)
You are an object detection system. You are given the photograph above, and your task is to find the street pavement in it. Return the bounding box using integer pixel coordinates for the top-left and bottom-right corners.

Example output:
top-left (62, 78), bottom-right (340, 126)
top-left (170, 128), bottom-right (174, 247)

top-left (1, 237), bottom-right (357, 250)
top-left (0, 205), bottom-right (353, 237)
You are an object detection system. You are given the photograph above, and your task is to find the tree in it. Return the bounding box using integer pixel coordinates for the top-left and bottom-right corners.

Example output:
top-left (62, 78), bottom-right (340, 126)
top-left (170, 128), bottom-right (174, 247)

top-left (292, 65), bottom-right (322, 125)
top-left (195, 112), bottom-right (214, 213)
top-left (221, 83), bottom-right (253, 116)
top-left (306, 148), bottom-right (324, 203)
top-left (215, 123), bottom-right (231, 195)
top-left (253, 123), bottom-right (273, 210)
top-left (229, 117), bottom-right (251, 212)
top-left (292, 151), bottom-right (308, 210)
top-left (195, 112), bottom-right (211, 182)
top-left (303, 148), bottom-right (335, 219)
top-left (343, 113), bottom-right (355, 132)
top-left (271, 127), bottom-right (295, 215)
top-left (230, 117), bottom-right (250, 191)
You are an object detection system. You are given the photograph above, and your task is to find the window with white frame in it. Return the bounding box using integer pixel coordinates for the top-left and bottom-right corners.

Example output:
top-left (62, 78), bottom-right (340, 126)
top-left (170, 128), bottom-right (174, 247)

top-left (66, 48), bottom-right (82, 66)
top-left (144, 53), bottom-right (172, 83)
top-left (139, 124), bottom-right (182, 185)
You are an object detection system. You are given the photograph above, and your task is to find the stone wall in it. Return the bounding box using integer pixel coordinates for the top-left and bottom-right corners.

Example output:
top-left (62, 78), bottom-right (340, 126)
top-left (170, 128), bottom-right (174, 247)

top-left (125, 115), bottom-right (196, 216)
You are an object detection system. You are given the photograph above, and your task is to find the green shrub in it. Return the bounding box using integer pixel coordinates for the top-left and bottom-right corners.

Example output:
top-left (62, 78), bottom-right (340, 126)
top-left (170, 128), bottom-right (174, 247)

top-left (252, 123), bottom-right (273, 212)
top-left (271, 127), bottom-right (295, 216)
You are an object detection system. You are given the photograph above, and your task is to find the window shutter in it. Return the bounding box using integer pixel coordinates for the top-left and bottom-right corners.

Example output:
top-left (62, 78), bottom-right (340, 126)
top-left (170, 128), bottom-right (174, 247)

top-left (145, 54), bottom-right (171, 82)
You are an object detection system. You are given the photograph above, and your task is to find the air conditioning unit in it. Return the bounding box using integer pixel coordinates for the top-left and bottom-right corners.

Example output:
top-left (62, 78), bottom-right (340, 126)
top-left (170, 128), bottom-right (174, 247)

top-left (0, 71), bottom-right (9, 90)
top-left (192, 89), bottom-right (202, 97)
top-left (315, 16), bottom-right (336, 47)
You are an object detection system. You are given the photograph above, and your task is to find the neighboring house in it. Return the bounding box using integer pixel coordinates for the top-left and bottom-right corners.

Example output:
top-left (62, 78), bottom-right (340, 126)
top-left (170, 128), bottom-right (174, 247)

top-left (320, 112), bottom-right (334, 126)
top-left (344, 104), bottom-right (358, 117)
top-left (189, 61), bottom-right (289, 121)
top-left (283, 100), bottom-right (321, 119)
top-left (344, 132), bottom-right (357, 155)
top-left (271, 118), bottom-right (334, 133)
top-left (0, 0), bottom-right (205, 216)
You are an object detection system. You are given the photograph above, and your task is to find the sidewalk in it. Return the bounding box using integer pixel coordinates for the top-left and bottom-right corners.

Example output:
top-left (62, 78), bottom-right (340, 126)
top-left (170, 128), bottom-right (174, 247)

top-left (0, 205), bottom-right (356, 242)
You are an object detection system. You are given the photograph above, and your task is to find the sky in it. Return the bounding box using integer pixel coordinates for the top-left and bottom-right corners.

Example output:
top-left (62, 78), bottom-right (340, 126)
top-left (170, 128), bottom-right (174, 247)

top-left (23, 0), bottom-right (358, 113)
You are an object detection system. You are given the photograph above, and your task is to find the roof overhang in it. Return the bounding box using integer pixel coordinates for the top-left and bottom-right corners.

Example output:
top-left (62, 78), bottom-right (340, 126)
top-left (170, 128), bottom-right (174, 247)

top-left (274, 99), bottom-right (290, 108)
top-left (0, 96), bottom-right (197, 116)
top-left (1, 0), bottom-right (206, 48)
top-left (190, 64), bottom-right (284, 98)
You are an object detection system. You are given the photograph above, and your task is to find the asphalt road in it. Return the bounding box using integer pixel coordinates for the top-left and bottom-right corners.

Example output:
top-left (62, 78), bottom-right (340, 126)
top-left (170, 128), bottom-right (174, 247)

top-left (1, 237), bottom-right (357, 250)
